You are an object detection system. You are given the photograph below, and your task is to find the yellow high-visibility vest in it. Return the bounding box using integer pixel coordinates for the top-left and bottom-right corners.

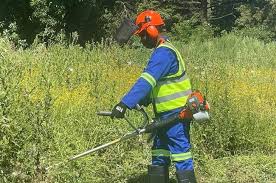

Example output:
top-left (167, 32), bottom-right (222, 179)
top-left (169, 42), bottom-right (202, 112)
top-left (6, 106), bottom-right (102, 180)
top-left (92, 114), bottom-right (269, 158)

top-left (153, 41), bottom-right (192, 113)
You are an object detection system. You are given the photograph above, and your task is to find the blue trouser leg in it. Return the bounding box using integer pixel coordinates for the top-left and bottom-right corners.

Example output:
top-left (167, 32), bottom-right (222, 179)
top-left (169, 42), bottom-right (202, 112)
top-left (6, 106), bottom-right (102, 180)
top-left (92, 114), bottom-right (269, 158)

top-left (152, 120), bottom-right (194, 171)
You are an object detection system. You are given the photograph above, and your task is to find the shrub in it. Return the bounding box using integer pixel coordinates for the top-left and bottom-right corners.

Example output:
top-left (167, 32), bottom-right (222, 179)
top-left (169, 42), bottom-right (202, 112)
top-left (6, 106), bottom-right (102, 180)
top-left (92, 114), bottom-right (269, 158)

top-left (233, 26), bottom-right (275, 43)
top-left (171, 19), bottom-right (214, 43)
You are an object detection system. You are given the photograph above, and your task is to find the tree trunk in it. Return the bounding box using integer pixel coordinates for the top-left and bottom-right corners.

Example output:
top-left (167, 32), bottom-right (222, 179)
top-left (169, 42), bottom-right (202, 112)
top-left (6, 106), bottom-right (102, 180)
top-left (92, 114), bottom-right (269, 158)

top-left (201, 0), bottom-right (208, 23)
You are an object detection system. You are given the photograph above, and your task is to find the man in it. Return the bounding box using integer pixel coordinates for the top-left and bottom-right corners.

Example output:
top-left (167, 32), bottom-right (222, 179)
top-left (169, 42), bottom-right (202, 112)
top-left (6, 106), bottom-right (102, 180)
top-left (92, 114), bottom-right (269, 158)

top-left (111, 10), bottom-right (196, 183)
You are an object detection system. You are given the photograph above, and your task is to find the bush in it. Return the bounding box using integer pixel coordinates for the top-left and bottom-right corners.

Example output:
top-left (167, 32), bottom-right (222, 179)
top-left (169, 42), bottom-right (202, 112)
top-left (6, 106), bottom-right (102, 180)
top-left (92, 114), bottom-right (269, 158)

top-left (233, 26), bottom-right (275, 43)
top-left (171, 19), bottom-right (214, 43)
top-left (185, 34), bottom-right (276, 158)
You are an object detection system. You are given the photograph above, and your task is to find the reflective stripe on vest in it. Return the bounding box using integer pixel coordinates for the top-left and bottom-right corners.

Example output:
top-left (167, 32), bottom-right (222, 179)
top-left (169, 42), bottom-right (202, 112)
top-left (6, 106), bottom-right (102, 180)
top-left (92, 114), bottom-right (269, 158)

top-left (152, 149), bottom-right (192, 162)
top-left (153, 41), bottom-right (192, 113)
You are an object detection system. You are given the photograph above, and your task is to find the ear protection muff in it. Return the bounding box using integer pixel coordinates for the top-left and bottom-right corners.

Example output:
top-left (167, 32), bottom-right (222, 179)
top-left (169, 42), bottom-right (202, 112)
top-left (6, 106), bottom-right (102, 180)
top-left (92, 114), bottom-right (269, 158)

top-left (144, 15), bottom-right (159, 39)
top-left (146, 25), bottom-right (159, 39)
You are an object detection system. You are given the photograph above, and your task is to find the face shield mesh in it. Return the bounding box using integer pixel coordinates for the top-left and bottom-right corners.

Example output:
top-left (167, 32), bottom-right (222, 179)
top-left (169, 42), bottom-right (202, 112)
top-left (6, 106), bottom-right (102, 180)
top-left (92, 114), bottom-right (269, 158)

top-left (114, 18), bottom-right (139, 44)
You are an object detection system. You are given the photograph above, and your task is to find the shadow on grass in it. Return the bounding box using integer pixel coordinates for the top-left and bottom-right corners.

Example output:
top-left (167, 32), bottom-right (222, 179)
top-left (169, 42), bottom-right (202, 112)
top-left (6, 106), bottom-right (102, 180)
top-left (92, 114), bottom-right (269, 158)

top-left (126, 173), bottom-right (177, 183)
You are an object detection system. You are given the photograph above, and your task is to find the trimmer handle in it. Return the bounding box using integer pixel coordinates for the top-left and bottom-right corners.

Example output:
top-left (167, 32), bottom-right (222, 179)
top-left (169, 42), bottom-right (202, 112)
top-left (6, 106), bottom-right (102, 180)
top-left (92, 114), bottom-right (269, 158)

top-left (97, 111), bottom-right (112, 116)
top-left (97, 105), bottom-right (150, 131)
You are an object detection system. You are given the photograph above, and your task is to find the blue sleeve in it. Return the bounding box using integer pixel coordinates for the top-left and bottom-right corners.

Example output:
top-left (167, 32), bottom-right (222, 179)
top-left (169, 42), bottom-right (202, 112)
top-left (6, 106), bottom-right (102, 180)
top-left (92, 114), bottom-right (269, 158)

top-left (121, 47), bottom-right (178, 109)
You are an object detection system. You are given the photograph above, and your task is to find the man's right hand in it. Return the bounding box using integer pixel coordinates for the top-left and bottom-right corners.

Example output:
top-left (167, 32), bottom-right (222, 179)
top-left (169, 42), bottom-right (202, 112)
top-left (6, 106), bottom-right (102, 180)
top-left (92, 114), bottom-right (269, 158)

top-left (111, 102), bottom-right (127, 119)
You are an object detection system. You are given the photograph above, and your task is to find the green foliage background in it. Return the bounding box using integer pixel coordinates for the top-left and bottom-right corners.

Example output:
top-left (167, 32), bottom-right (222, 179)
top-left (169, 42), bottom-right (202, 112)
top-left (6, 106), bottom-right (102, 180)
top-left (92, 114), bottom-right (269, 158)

top-left (0, 34), bottom-right (275, 182)
top-left (1, 0), bottom-right (276, 46)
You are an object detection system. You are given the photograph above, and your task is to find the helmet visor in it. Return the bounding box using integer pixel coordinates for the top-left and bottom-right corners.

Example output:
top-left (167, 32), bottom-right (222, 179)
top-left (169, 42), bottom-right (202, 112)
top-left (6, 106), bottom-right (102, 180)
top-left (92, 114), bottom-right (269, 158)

top-left (114, 18), bottom-right (139, 44)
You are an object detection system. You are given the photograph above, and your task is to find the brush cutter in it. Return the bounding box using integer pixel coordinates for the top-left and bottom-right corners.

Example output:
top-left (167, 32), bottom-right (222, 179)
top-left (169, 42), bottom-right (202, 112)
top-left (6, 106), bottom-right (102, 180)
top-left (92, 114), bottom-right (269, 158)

top-left (68, 90), bottom-right (209, 160)
top-left (46, 91), bottom-right (209, 170)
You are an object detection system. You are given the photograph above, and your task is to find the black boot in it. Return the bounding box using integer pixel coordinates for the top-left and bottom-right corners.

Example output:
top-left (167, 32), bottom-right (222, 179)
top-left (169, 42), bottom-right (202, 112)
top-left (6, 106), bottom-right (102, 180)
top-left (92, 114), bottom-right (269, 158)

top-left (147, 165), bottom-right (169, 183)
top-left (176, 170), bottom-right (197, 183)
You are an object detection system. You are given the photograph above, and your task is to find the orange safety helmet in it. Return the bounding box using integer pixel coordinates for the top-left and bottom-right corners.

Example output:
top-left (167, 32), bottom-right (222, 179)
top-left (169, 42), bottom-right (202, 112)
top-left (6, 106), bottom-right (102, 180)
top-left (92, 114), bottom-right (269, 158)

top-left (135, 10), bottom-right (165, 39)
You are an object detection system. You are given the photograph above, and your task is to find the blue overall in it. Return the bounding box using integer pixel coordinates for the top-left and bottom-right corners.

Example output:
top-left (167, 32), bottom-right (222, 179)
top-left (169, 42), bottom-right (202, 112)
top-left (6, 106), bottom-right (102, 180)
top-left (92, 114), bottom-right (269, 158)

top-left (121, 41), bottom-right (194, 171)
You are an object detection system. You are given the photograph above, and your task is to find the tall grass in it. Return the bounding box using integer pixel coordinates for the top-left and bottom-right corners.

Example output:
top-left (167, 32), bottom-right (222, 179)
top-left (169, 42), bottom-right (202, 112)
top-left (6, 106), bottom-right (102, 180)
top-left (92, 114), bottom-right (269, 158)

top-left (0, 34), bottom-right (275, 183)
